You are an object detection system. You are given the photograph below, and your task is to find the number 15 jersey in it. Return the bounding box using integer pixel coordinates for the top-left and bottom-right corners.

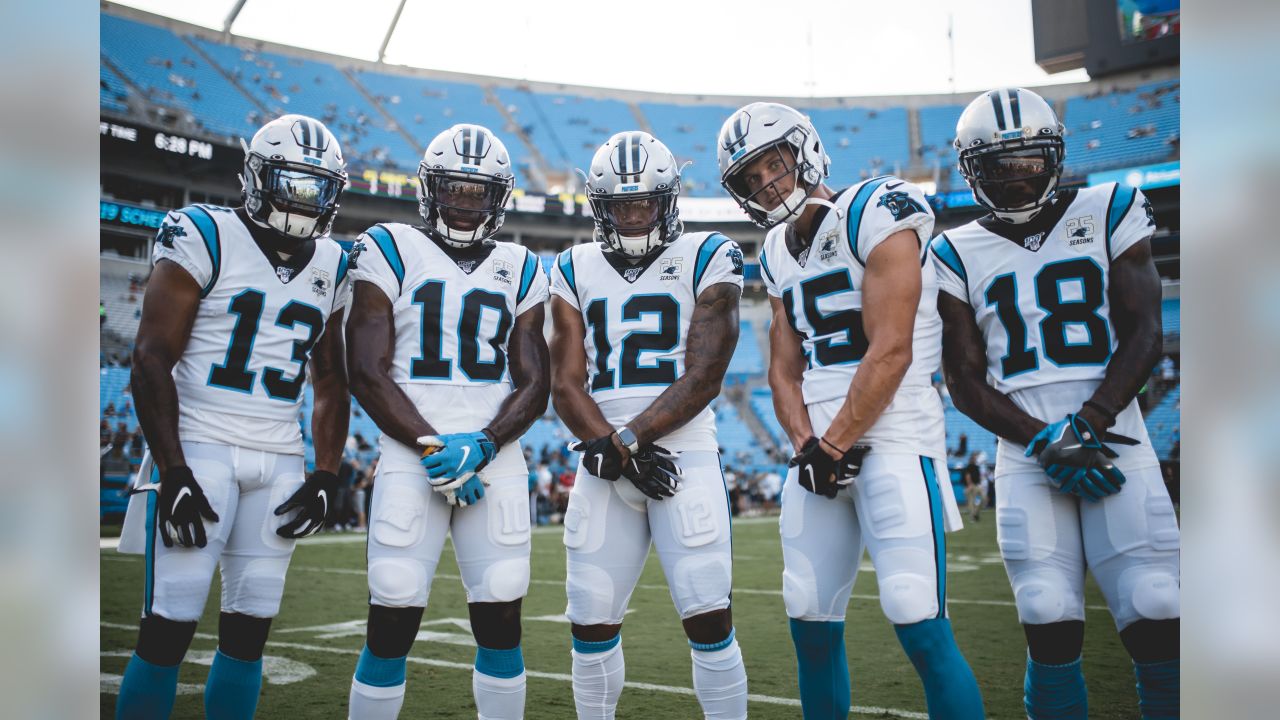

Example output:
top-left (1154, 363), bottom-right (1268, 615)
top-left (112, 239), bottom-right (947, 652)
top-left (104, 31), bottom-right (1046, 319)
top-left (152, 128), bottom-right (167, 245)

top-left (549, 232), bottom-right (745, 454)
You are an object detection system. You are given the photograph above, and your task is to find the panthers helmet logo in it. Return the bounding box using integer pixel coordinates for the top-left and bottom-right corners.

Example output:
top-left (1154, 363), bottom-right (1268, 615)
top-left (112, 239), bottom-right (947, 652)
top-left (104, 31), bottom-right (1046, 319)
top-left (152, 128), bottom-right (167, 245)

top-left (876, 190), bottom-right (925, 221)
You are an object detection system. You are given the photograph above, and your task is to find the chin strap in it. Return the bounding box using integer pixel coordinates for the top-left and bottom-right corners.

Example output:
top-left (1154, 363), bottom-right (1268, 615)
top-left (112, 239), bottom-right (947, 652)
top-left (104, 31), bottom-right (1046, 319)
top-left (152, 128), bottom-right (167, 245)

top-left (801, 196), bottom-right (844, 218)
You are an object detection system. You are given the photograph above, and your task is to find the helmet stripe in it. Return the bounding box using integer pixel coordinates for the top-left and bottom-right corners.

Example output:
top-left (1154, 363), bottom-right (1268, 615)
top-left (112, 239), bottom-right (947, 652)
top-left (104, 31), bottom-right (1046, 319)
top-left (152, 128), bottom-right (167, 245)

top-left (630, 132), bottom-right (642, 177)
top-left (474, 129), bottom-right (486, 159)
top-left (616, 137), bottom-right (627, 177)
top-left (461, 127), bottom-right (472, 161)
top-left (989, 91), bottom-right (1007, 131)
top-left (1007, 88), bottom-right (1023, 128)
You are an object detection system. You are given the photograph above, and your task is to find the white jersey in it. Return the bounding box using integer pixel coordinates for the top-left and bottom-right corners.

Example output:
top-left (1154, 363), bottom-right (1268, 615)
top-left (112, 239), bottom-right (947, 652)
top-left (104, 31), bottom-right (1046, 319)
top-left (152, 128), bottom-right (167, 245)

top-left (548, 232), bottom-right (745, 453)
top-left (153, 204), bottom-right (350, 455)
top-left (759, 176), bottom-right (945, 457)
top-left (930, 182), bottom-right (1160, 471)
top-left (350, 222), bottom-right (548, 475)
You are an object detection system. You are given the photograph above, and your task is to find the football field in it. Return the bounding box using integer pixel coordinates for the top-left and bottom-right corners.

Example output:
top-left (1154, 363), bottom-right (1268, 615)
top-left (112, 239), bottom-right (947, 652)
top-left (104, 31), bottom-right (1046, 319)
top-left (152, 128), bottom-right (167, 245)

top-left (101, 513), bottom-right (1141, 718)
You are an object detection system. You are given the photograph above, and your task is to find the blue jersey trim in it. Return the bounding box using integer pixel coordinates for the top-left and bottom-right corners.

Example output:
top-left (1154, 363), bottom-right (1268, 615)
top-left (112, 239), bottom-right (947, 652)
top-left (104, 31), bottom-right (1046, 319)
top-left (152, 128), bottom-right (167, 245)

top-left (517, 249), bottom-right (539, 305)
top-left (692, 233), bottom-right (734, 293)
top-left (1105, 185), bottom-right (1137, 258)
top-left (557, 249), bottom-right (577, 297)
top-left (845, 176), bottom-right (893, 265)
top-left (366, 225), bottom-right (405, 292)
top-left (757, 247), bottom-right (776, 285)
top-left (919, 456), bottom-right (946, 618)
top-left (335, 247), bottom-right (351, 288)
top-left (929, 234), bottom-right (968, 289)
top-left (182, 206), bottom-right (221, 297)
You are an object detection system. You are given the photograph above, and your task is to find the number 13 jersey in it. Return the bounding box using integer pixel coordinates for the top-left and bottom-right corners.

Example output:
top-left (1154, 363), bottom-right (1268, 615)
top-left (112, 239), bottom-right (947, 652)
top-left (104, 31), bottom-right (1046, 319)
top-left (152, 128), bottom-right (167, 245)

top-left (549, 232), bottom-right (745, 454)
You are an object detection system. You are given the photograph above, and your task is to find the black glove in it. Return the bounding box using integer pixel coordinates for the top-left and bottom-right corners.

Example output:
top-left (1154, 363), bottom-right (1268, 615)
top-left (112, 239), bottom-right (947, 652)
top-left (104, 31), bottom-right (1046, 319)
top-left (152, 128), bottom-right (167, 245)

top-left (158, 466), bottom-right (219, 548)
top-left (790, 437), bottom-right (842, 499)
top-left (571, 434), bottom-right (627, 481)
top-left (837, 443), bottom-right (872, 483)
top-left (1026, 415), bottom-right (1131, 501)
top-left (274, 470), bottom-right (340, 538)
top-left (621, 444), bottom-right (682, 501)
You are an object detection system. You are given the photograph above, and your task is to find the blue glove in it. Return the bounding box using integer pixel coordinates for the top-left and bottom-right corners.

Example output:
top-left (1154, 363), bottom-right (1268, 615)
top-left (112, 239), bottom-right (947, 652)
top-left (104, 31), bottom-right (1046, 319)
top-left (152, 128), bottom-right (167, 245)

top-left (418, 431), bottom-right (497, 481)
top-left (446, 475), bottom-right (487, 507)
top-left (1026, 414), bottom-right (1127, 502)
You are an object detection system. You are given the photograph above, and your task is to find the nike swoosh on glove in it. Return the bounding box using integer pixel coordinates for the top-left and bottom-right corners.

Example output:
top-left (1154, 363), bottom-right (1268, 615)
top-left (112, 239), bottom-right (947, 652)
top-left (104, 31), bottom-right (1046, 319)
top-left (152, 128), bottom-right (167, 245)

top-left (419, 432), bottom-right (497, 483)
top-left (790, 437), bottom-right (842, 499)
top-left (274, 470), bottom-right (339, 538)
top-left (570, 434), bottom-right (626, 481)
top-left (158, 466), bottom-right (220, 548)
top-left (621, 444), bottom-right (682, 501)
top-left (1026, 414), bottom-right (1127, 501)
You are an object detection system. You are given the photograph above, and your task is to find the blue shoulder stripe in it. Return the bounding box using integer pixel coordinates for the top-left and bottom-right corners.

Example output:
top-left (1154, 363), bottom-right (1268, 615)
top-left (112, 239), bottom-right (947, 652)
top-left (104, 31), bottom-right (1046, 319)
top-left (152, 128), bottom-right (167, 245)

top-left (929, 234), bottom-right (967, 289)
top-left (517, 249), bottom-right (540, 304)
top-left (758, 247), bottom-right (776, 285)
top-left (335, 246), bottom-right (351, 287)
top-left (366, 225), bottom-right (405, 292)
top-left (845, 176), bottom-right (893, 265)
top-left (1105, 184), bottom-right (1137, 257)
top-left (181, 206), bottom-right (220, 297)
top-left (692, 232), bottom-right (734, 293)
top-left (557, 248), bottom-right (577, 297)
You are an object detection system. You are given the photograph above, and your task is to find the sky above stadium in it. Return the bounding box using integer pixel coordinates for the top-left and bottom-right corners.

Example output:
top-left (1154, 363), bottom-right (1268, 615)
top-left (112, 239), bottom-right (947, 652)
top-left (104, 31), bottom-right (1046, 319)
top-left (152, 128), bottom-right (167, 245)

top-left (113, 0), bottom-right (1089, 97)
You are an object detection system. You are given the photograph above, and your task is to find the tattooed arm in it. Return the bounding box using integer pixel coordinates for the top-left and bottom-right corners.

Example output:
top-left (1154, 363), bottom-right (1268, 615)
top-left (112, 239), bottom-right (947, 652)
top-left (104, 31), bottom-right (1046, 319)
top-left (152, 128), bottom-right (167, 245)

top-left (625, 282), bottom-right (741, 445)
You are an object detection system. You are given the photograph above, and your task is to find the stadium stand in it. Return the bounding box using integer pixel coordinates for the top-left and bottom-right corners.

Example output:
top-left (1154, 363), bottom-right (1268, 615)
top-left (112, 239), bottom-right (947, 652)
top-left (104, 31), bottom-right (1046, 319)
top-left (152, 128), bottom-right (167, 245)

top-left (805, 106), bottom-right (911, 186)
top-left (1146, 385), bottom-right (1180, 459)
top-left (636, 101), bottom-right (740, 195)
top-left (100, 14), bottom-right (261, 139)
top-left (494, 87), bottom-right (639, 173)
top-left (748, 387), bottom-right (788, 449)
top-left (100, 64), bottom-right (131, 114)
top-left (1162, 297), bottom-right (1180, 339)
top-left (916, 103), bottom-right (968, 190)
top-left (725, 320), bottom-right (765, 378)
top-left (1062, 80), bottom-right (1180, 176)
top-left (714, 399), bottom-right (772, 468)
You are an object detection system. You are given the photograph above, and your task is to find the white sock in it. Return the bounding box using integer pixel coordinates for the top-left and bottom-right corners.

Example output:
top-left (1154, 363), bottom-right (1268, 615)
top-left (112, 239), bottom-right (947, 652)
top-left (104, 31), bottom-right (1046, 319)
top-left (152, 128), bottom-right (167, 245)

top-left (473, 670), bottom-right (526, 720)
top-left (691, 637), bottom-right (748, 720)
top-left (348, 678), bottom-right (406, 720)
top-left (571, 639), bottom-right (625, 720)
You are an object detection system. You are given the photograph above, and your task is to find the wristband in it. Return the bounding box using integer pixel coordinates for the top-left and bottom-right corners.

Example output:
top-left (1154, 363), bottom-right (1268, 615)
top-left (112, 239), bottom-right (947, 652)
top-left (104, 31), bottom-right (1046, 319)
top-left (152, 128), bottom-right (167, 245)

top-left (820, 436), bottom-right (849, 456)
top-left (1083, 400), bottom-right (1118, 425)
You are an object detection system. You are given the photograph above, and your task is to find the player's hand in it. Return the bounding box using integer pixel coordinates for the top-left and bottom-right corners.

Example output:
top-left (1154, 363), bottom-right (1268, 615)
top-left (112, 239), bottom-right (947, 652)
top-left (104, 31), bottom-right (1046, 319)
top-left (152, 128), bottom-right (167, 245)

top-left (274, 470), bottom-right (338, 538)
top-left (837, 443), bottom-right (872, 483)
top-left (790, 437), bottom-right (841, 499)
top-left (621, 444), bottom-right (682, 501)
top-left (418, 432), bottom-right (496, 481)
top-left (571, 433), bottom-right (627, 481)
top-left (1027, 414), bottom-right (1127, 501)
top-left (443, 475), bottom-right (487, 508)
top-left (157, 466), bottom-right (219, 548)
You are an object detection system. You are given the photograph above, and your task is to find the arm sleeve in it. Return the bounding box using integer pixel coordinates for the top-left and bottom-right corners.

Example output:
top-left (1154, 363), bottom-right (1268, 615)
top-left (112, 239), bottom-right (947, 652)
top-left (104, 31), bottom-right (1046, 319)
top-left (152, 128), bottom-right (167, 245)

top-left (928, 234), bottom-right (970, 301)
top-left (548, 248), bottom-right (581, 310)
top-left (515, 249), bottom-right (550, 316)
top-left (1106, 185), bottom-right (1157, 259)
top-left (850, 177), bottom-right (936, 264)
top-left (151, 208), bottom-right (215, 291)
top-left (693, 233), bottom-right (746, 296)
top-left (347, 229), bottom-right (401, 303)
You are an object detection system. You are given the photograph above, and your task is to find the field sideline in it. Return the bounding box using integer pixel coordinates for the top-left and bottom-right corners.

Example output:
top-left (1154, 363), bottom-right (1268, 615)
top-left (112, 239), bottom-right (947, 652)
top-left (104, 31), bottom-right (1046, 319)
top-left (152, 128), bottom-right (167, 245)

top-left (101, 514), bottom-right (1142, 718)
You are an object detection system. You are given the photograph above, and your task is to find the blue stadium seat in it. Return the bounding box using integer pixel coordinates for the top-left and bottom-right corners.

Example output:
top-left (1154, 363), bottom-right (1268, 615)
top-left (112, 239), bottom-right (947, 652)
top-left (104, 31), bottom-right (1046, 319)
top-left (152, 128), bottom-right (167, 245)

top-left (100, 64), bottom-right (131, 114)
top-left (802, 106), bottom-right (910, 188)
top-left (636, 102), bottom-right (739, 196)
top-left (494, 88), bottom-right (638, 174)
top-left (1062, 81), bottom-right (1180, 176)
top-left (726, 320), bottom-right (764, 378)
top-left (917, 103), bottom-right (967, 191)
top-left (1161, 297), bottom-right (1180, 337)
top-left (1145, 385), bottom-right (1180, 459)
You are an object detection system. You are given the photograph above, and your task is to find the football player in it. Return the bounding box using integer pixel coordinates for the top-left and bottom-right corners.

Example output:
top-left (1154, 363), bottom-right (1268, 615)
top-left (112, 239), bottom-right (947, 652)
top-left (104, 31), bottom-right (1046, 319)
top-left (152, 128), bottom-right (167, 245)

top-left (931, 88), bottom-right (1179, 719)
top-left (719, 102), bottom-right (985, 719)
top-left (115, 114), bottom-right (352, 719)
top-left (550, 131), bottom-right (749, 719)
top-left (344, 124), bottom-right (550, 720)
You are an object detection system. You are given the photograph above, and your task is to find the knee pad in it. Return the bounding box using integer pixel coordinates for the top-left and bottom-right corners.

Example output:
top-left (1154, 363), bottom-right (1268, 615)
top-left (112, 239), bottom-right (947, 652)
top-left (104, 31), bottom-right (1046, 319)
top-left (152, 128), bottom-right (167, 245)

top-left (565, 561), bottom-right (617, 625)
top-left (1013, 571), bottom-right (1080, 625)
top-left (486, 483), bottom-right (532, 548)
top-left (368, 558), bottom-right (428, 607)
top-left (877, 572), bottom-right (938, 625)
top-left (480, 558), bottom-right (530, 603)
top-left (221, 557), bottom-right (289, 618)
top-left (670, 486), bottom-right (722, 549)
top-left (153, 567), bottom-right (215, 622)
top-left (671, 551), bottom-right (732, 618)
top-left (563, 483), bottom-right (607, 555)
top-left (1118, 566), bottom-right (1180, 627)
top-left (371, 482), bottom-right (428, 549)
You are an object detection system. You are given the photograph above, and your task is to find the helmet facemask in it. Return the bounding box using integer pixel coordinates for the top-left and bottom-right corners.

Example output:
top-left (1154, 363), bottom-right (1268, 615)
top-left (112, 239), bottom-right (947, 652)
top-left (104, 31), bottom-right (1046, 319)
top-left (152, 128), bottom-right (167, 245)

top-left (959, 135), bottom-right (1064, 224)
top-left (242, 152), bottom-right (346, 246)
top-left (589, 184), bottom-right (681, 259)
top-left (418, 166), bottom-right (513, 248)
top-left (723, 133), bottom-right (820, 228)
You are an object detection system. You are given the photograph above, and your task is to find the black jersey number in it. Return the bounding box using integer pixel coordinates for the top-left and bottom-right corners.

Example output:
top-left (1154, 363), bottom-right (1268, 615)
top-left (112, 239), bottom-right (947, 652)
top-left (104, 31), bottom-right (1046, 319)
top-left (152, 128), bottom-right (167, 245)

top-left (584, 294), bottom-right (680, 391)
top-left (782, 270), bottom-right (869, 368)
top-left (208, 290), bottom-right (325, 402)
top-left (410, 281), bottom-right (513, 382)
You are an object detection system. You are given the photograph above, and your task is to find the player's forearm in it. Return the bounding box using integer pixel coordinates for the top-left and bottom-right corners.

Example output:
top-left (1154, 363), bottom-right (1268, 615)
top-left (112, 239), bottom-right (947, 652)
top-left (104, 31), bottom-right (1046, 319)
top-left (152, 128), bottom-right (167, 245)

top-left (130, 353), bottom-right (187, 473)
top-left (947, 375), bottom-right (1045, 447)
top-left (768, 366), bottom-right (813, 450)
top-left (348, 369), bottom-right (434, 449)
top-left (1080, 318), bottom-right (1161, 431)
top-left (627, 368), bottom-right (726, 446)
top-left (551, 381), bottom-right (614, 443)
top-left (822, 343), bottom-right (910, 450)
top-left (310, 372), bottom-right (350, 474)
top-left (485, 320), bottom-right (551, 447)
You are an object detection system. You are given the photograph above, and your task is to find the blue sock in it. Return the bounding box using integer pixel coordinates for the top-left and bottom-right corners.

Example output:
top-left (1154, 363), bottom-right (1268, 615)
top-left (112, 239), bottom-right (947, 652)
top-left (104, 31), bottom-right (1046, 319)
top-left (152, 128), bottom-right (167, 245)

top-left (203, 650), bottom-right (263, 720)
top-left (1024, 654), bottom-right (1088, 719)
top-left (894, 618), bottom-right (985, 719)
top-left (475, 644), bottom-right (525, 679)
top-left (1134, 659), bottom-right (1179, 719)
top-left (354, 644), bottom-right (408, 687)
top-left (116, 652), bottom-right (181, 720)
top-left (789, 618), bottom-right (850, 720)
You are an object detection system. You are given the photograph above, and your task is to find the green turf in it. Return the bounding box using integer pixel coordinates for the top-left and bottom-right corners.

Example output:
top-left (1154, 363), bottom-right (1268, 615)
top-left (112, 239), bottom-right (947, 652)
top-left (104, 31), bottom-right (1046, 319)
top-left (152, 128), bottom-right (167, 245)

top-left (101, 512), bottom-right (1140, 718)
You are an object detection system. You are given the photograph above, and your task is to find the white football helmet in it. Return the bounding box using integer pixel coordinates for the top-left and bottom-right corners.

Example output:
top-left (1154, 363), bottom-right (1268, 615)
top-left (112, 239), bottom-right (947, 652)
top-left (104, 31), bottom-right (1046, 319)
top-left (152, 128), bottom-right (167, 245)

top-left (955, 88), bottom-right (1066, 224)
top-left (239, 114), bottom-right (347, 244)
top-left (418, 124), bottom-right (515, 247)
top-left (717, 102), bottom-right (830, 228)
top-left (583, 131), bottom-right (683, 258)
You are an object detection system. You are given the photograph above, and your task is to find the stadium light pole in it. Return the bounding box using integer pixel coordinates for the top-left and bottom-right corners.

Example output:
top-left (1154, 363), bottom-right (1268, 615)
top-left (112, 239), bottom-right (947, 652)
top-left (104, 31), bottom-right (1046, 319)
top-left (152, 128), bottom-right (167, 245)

top-left (378, 0), bottom-right (409, 64)
top-left (222, 0), bottom-right (248, 35)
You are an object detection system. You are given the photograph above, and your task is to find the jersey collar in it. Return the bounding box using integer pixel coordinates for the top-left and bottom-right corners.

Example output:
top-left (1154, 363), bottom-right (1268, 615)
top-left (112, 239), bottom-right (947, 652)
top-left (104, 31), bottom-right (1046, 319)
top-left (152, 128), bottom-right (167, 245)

top-left (236, 207), bottom-right (317, 284)
top-left (784, 188), bottom-right (848, 263)
top-left (419, 227), bottom-right (497, 274)
top-left (977, 187), bottom-right (1078, 252)
top-left (600, 241), bottom-right (668, 284)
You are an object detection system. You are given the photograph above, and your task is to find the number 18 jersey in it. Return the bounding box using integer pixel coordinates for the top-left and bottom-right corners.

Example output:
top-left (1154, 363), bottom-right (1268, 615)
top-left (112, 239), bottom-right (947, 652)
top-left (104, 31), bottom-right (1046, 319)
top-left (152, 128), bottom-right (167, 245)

top-left (549, 232), bottom-right (745, 454)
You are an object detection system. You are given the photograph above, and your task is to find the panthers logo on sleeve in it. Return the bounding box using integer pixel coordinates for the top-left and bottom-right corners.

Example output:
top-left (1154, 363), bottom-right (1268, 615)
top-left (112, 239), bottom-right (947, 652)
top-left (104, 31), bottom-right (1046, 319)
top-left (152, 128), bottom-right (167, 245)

top-left (727, 246), bottom-right (744, 276)
top-left (157, 217), bottom-right (187, 248)
top-left (876, 190), bottom-right (926, 222)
